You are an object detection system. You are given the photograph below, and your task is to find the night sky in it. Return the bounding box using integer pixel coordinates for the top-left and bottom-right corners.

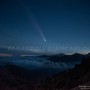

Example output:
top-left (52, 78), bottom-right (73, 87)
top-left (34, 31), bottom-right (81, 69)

top-left (0, 0), bottom-right (90, 54)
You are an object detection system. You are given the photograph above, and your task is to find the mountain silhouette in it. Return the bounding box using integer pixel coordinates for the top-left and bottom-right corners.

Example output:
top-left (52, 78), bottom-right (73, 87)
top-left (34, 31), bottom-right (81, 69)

top-left (48, 53), bottom-right (85, 63)
top-left (37, 57), bottom-right (90, 90)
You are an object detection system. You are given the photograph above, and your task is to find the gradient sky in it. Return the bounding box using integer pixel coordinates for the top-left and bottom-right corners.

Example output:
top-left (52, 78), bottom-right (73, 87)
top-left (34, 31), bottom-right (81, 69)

top-left (0, 0), bottom-right (90, 54)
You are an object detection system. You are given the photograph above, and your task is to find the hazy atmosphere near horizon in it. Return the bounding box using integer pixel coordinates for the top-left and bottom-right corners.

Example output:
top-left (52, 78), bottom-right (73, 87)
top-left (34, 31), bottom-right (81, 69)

top-left (0, 0), bottom-right (90, 54)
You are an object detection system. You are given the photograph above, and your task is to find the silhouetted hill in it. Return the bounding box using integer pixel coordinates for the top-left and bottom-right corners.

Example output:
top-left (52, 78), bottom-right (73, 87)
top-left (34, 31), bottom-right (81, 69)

top-left (48, 53), bottom-right (85, 63)
top-left (0, 64), bottom-right (52, 90)
top-left (86, 52), bottom-right (90, 57)
top-left (39, 53), bottom-right (65, 58)
top-left (37, 57), bottom-right (90, 90)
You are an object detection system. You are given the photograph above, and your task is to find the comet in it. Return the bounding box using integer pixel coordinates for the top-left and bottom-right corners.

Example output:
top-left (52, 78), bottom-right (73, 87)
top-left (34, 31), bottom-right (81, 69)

top-left (39, 29), bottom-right (46, 42)
top-left (31, 18), bottom-right (47, 42)
top-left (18, 0), bottom-right (46, 42)
top-left (36, 25), bottom-right (47, 42)
top-left (32, 19), bottom-right (47, 42)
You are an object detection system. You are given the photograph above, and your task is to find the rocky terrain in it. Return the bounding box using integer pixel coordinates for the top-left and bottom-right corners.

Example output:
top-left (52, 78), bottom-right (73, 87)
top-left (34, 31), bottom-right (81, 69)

top-left (37, 57), bottom-right (90, 90)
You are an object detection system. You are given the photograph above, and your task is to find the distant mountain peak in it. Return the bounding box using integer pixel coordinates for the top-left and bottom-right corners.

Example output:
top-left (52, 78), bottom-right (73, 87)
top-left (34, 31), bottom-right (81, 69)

top-left (72, 53), bottom-right (83, 56)
top-left (87, 52), bottom-right (90, 56)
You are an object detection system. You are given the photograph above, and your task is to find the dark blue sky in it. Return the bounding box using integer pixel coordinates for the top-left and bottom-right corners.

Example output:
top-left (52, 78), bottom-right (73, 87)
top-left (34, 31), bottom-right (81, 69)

top-left (0, 0), bottom-right (90, 54)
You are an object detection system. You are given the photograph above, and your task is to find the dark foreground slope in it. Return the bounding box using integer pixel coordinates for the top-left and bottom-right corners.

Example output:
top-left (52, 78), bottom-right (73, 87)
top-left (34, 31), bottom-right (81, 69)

top-left (37, 57), bottom-right (90, 90)
top-left (0, 55), bottom-right (90, 90)
top-left (0, 64), bottom-right (48, 90)
top-left (0, 65), bottom-right (35, 90)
